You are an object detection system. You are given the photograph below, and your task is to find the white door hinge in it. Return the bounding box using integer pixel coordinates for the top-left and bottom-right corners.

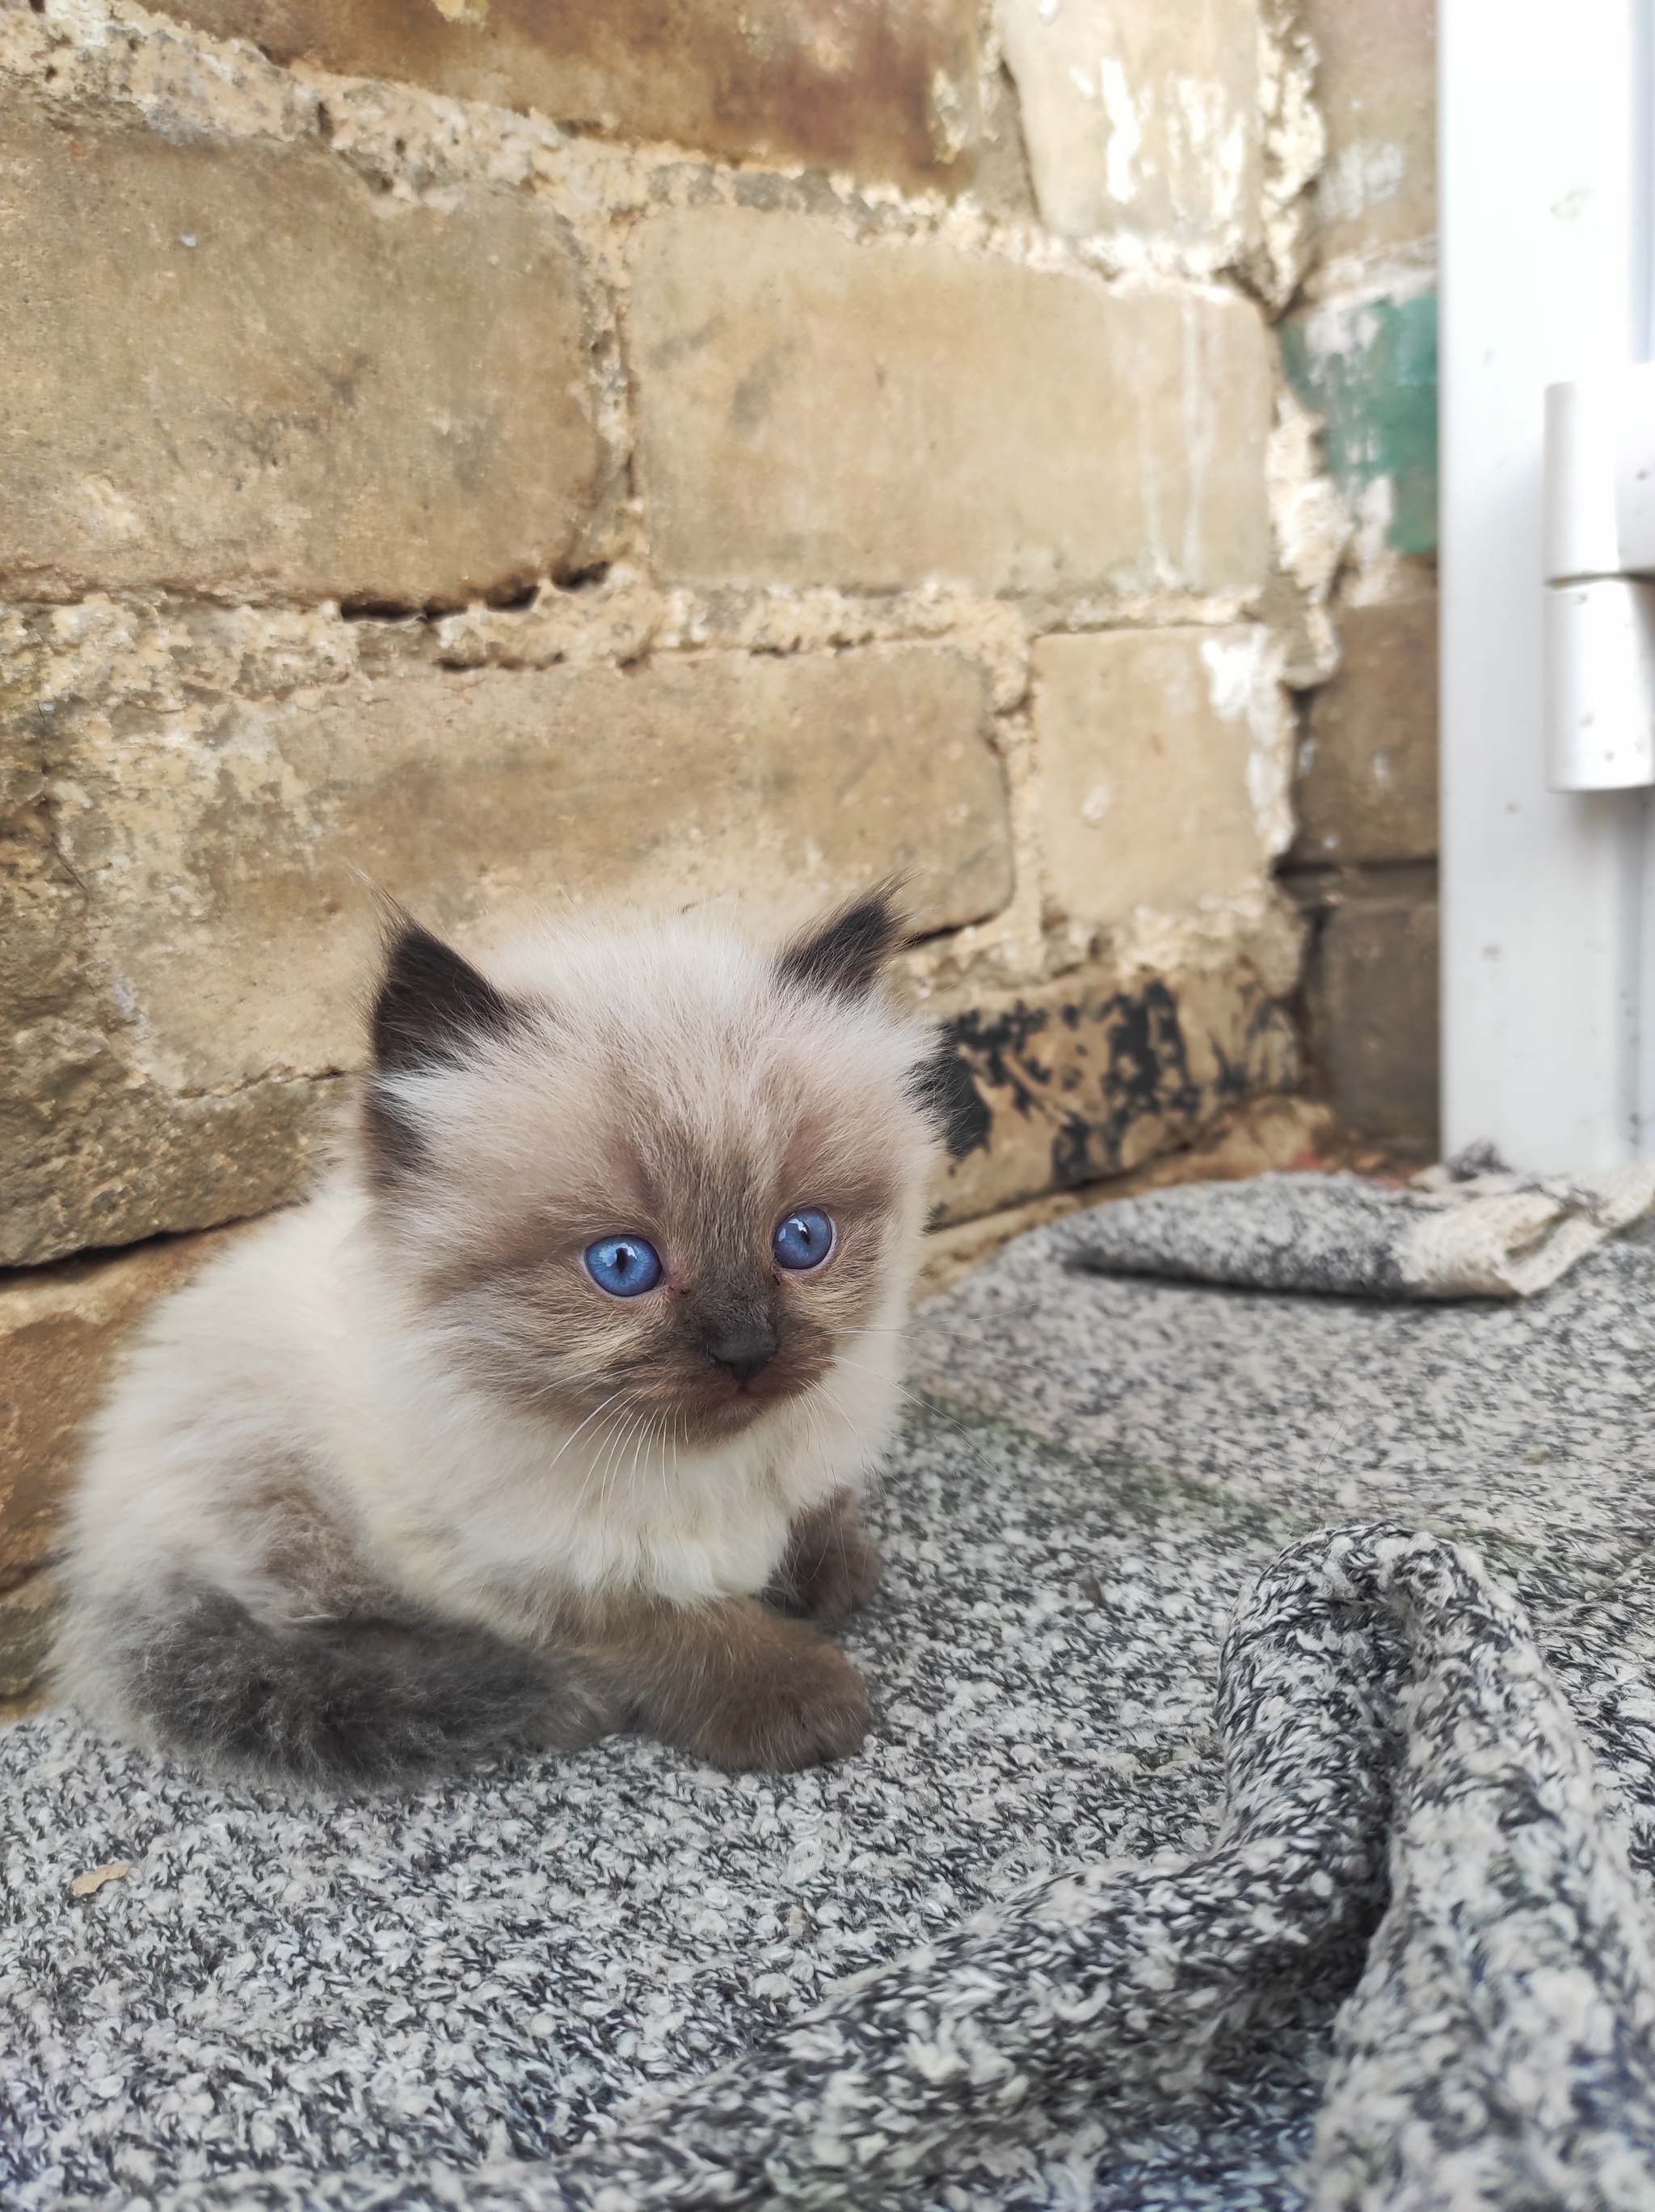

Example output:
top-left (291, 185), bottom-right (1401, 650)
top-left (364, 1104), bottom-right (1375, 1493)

top-left (1545, 366), bottom-right (1655, 790)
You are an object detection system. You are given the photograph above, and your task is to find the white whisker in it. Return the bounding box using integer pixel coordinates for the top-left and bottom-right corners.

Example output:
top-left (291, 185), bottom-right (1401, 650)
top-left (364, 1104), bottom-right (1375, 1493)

top-left (545, 1391), bottom-right (626, 1476)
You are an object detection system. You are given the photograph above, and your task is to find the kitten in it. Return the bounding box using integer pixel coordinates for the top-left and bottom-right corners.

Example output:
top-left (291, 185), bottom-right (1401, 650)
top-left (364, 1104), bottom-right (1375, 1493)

top-left (54, 891), bottom-right (974, 1789)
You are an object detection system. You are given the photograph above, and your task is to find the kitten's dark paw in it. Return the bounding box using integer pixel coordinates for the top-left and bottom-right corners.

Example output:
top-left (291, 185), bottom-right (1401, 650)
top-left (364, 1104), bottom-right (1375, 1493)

top-left (693, 1624), bottom-right (871, 1772)
top-left (774, 1491), bottom-right (884, 1624)
top-left (790, 1523), bottom-right (883, 1625)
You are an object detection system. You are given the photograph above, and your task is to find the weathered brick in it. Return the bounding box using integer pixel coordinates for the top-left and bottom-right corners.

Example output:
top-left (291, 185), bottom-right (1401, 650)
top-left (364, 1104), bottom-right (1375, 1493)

top-left (2, 639), bottom-right (1011, 1263)
top-left (1302, 0), bottom-right (1437, 272)
top-left (0, 100), bottom-right (598, 604)
top-left (928, 925), bottom-right (1301, 1224)
top-left (147, 0), bottom-right (979, 192)
top-left (0, 1226), bottom-right (246, 1590)
top-left (997, 0), bottom-right (1261, 259)
top-left (629, 209), bottom-right (1274, 596)
top-left (0, 1567), bottom-right (62, 1705)
top-left (1291, 599), bottom-right (1438, 867)
top-left (1034, 626), bottom-right (1286, 923)
top-left (1298, 866), bottom-right (1439, 1155)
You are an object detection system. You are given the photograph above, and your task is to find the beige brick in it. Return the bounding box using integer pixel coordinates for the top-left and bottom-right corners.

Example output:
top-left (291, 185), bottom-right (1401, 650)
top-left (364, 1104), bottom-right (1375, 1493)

top-left (1291, 599), bottom-right (1438, 866)
top-left (1303, 0), bottom-right (1437, 272)
top-left (998, 0), bottom-right (1262, 259)
top-left (1299, 866), bottom-right (1439, 1156)
top-left (928, 932), bottom-right (1301, 1224)
top-left (2, 643), bottom-right (1011, 1263)
top-left (629, 209), bottom-right (1274, 596)
top-left (1034, 626), bottom-right (1284, 925)
top-left (0, 101), bottom-right (598, 604)
top-left (147, 0), bottom-right (979, 192)
top-left (0, 1226), bottom-right (246, 1589)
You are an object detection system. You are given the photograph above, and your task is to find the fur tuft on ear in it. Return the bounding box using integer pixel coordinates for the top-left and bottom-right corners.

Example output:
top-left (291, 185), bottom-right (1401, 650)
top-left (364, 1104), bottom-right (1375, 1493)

top-left (371, 918), bottom-right (520, 1077)
top-left (909, 1040), bottom-right (992, 1160)
top-left (777, 887), bottom-right (908, 1001)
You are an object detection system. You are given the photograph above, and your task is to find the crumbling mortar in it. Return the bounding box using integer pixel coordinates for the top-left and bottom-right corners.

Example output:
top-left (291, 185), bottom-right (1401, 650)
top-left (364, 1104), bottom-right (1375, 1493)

top-left (1004, 591), bottom-right (1258, 635)
top-left (6, 582), bottom-right (1303, 680)
top-left (1264, 378), bottom-right (1353, 688)
top-left (6, 584), bottom-right (1297, 723)
top-left (1247, 0), bottom-right (1325, 318)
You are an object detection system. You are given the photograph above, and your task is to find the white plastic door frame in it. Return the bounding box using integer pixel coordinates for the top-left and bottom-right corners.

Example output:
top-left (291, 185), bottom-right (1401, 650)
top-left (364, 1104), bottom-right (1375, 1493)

top-left (1440, 0), bottom-right (1655, 1165)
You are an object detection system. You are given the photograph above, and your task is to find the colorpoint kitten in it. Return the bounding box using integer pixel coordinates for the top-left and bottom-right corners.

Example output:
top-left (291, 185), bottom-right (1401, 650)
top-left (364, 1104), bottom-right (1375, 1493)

top-left (55, 891), bottom-right (977, 1787)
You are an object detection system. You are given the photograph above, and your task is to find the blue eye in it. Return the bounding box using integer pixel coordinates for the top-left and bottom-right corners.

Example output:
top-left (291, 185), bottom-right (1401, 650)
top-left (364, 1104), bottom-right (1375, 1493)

top-left (773, 1208), bottom-right (835, 1271)
top-left (583, 1236), bottom-right (663, 1298)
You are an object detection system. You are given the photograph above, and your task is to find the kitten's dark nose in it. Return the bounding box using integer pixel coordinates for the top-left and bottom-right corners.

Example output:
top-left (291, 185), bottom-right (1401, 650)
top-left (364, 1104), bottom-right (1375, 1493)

top-left (703, 1322), bottom-right (777, 1386)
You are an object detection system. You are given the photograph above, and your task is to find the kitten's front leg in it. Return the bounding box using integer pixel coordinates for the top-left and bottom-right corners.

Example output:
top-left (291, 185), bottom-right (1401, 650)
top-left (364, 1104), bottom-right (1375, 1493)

top-left (771, 1486), bottom-right (883, 1625)
top-left (576, 1594), bottom-right (871, 1772)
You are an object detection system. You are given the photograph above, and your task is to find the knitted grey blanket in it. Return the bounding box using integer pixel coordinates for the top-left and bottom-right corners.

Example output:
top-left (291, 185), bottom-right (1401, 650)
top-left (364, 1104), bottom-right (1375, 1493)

top-left (9, 1185), bottom-right (1655, 2210)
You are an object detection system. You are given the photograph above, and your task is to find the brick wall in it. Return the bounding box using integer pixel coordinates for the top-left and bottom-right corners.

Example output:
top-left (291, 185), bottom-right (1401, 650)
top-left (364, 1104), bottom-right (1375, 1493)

top-left (1277, 0), bottom-right (1440, 1158)
top-left (2, 0), bottom-right (1416, 1687)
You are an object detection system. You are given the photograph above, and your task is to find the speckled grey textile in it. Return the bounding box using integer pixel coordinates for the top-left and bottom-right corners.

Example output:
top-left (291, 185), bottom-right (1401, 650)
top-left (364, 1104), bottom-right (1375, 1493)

top-left (1064, 1165), bottom-right (1655, 1298)
top-left (9, 1205), bottom-right (1655, 2210)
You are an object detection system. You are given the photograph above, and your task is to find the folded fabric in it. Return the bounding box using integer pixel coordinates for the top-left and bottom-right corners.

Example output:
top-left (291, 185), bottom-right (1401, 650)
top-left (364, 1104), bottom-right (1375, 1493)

top-left (113, 1528), bottom-right (1655, 2212)
top-left (1059, 1161), bottom-right (1655, 1300)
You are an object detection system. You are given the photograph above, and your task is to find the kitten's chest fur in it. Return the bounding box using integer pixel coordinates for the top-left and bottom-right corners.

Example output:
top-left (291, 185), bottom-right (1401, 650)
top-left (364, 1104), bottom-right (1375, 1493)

top-left (354, 1284), bottom-right (899, 1630)
top-left (261, 1187), bottom-right (899, 1634)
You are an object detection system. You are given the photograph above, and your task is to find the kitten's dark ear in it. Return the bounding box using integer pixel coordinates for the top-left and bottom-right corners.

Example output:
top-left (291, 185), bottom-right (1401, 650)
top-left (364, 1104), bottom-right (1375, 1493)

top-left (364, 918), bottom-right (520, 1186)
top-left (371, 917), bottom-right (519, 1074)
top-left (777, 887), bottom-right (907, 1001)
top-left (910, 1040), bottom-right (992, 1159)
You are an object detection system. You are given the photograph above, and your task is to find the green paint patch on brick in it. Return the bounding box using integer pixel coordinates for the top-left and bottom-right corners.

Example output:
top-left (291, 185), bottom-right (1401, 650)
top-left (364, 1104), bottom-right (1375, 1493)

top-left (1281, 289), bottom-right (1438, 555)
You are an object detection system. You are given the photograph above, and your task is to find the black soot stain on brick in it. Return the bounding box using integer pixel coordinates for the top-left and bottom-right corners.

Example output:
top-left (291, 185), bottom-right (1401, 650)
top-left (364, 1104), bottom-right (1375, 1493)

top-left (940, 982), bottom-right (1211, 1187)
top-left (939, 1002), bottom-right (1054, 1127)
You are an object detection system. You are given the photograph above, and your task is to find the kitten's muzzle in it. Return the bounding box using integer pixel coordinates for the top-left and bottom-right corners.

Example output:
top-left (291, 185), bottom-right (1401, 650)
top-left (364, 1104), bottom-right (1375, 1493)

top-left (701, 1320), bottom-right (779, 1387)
